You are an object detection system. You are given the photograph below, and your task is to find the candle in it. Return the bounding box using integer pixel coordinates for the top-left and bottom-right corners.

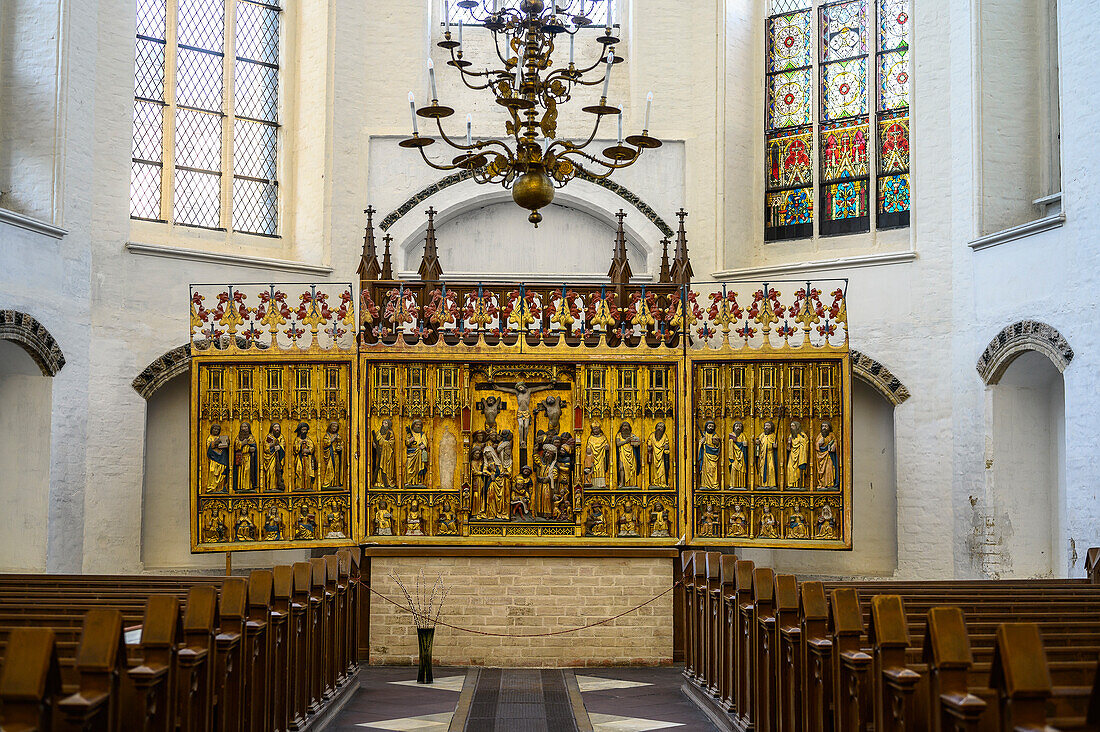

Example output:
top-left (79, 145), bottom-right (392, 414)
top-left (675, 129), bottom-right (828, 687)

top-left (602, 51), bottom-right (614, 98)
top-left (491, 0), bottom-right (498, 12)
top-left (466, 114), bottom-right (472, 146)
top-left (428, 58), bottom-right (437, 100)
top-left (408, 91), bottom-right (418, 135)
top-left (617, 106), bottom-right (623, 144)
top-left (644, 91), bottom-right (653, 131)
top-left (444, 1), bottom-right (450, 32)
top-left (542, 137), bottom-right (549, 155)
top-left (569, 30), bottom-right (575, 65)
top-left (606, 0), bottom-right (612, 30)
top-left (458, 18), bottom-right (463, 45)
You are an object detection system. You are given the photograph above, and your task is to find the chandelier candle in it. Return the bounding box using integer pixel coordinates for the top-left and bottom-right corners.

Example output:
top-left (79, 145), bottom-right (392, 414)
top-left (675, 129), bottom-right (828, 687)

top-left (644, 91), bottom-right (653, 131)
top-left (398, 0), bottom-right (660, 226)
top-left (409, 92), bottom-right (418, 135)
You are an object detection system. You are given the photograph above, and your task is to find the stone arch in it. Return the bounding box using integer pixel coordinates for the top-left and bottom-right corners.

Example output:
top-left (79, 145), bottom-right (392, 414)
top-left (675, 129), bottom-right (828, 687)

top-left (0, 310), bottom-right (65, 376)
top-left (976, 320), bottom-right (1073, 386)
top-left (851, 349), bottom-right (911, 406)
top-left (132, 344), bottom-right (190, 399)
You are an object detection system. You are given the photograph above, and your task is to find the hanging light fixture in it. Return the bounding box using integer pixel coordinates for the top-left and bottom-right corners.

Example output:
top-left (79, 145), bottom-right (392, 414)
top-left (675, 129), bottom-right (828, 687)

top-left (399, 0), bottom-right (661, 226)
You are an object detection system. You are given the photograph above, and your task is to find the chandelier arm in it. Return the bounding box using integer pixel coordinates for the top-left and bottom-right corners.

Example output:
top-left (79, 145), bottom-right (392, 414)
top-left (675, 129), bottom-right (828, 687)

top-left (415, 144), bottom-right (465, 172)
top-left (491, 29), bottom-right (517, 68)
top-left (453, 69), bottom-right (497, 91)
top-left (549, 113), bottom-right (606, 156)
top-left (558, 147), bottom-right (639, 176)
top-left (574, 50), bottom-right (615, 76)
top-left (432, 118), bottom-right (515, 158)
top-left (446, 46), bottom-right (497, 81)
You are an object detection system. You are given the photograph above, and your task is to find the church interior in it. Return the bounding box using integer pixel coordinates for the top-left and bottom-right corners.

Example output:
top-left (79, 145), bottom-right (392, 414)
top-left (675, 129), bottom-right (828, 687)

top-left (2, 0), bottom-right (1100, 729)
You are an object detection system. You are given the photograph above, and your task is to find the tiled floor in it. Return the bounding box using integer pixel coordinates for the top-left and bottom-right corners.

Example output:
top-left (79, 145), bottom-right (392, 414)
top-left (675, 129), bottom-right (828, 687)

top-left (332, 666), bottom-right (717, 732)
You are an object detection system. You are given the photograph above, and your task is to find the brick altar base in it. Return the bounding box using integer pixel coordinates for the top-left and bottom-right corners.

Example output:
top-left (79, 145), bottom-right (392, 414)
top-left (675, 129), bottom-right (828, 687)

top-left (367, 550), bottom-right (675, 667)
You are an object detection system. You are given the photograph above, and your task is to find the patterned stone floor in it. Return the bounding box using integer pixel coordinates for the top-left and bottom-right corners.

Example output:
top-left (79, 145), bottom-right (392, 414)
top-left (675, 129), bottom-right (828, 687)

top-left (332, 665), bottom-right (717, 732)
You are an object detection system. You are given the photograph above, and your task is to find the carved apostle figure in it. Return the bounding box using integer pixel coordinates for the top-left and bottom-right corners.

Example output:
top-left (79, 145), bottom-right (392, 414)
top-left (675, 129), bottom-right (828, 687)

top-left (438, 500), bottom-right (459, 535)
top-left (697, 420), bottom-right (720, 490)
top-left (405, 500), bottom-right (424, 536)
top-left (584, 502), bottom-right (607, 537)
top-left (511, 465), bottom-right (534, 519)
top-left (497, 429), bottom-right (514, 475)
top-left (371, 419), bottom-right (396, 488)
top-left (292, 422), bottom-right (317, 492)
top-left (727, 502), bottom-right (748, 538)
top-left (585, 422), bottom-right (610, 487)
top-left (759, 505), bottom-right (779, 538)
top-left (787, 505), bottom-right (809, 539)
top-left (235, 514), bottom-right (257, 542)
top-left (727, 420), bottom-right (748, 489)
top-left (263, 505), bottom-right (284, 541)
top-left (755, 421), bottom-right (779, 488)
top-left (698, 502), bottom-right (719, 537)
top-left (263, 423), bottom-right (286, 492)
top-left (618, 498), bottom-right (639, 537)
top-left (374, 499), bottom-right (393, 536)
top-left (322, 421), bottom-right (343, 488)
top-left (815, 503), bottom-right (838, 539)
top-left (206, 424), bottom-right (230, 493)
top-left (646, 422), bottom-right (671, 488)
top-left (325, 508), bottom-right (346, 539)
top-left (650, 503), bottom-right (671, 537)
top-left (535, 440), bottom-right (557, 519)
top-left (616, 422), bottom-right (641, 488)
top-left (786, 421), bottom-right (809, 489)
top-left (815, 422), bottom-right (839, 489)
top-left (404, 419), bottom-right (429, 486)
top-left (204, 512), bottom-right (228, 543)
top-left (295, 506), bottom-right (317, 539)
top-left (233, 422), bottom-right (258, 493)
top-left (534, 395), bottom-right (567, 435)
top-left (484, 439), bottom-right (509, 520)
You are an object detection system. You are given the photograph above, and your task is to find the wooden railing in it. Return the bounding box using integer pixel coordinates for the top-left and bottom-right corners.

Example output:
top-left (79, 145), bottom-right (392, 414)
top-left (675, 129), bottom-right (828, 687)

top-left (680, 549), bottom-right (1100, 732)
top-left (0, 547), bottom-right (362, 732)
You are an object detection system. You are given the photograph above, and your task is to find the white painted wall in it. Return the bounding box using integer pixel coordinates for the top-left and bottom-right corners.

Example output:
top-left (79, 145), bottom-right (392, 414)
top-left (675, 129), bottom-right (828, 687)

top-left (0, 0), bottom-right (1097, 577)
top-left (0, 341), bottom-right (52, 571)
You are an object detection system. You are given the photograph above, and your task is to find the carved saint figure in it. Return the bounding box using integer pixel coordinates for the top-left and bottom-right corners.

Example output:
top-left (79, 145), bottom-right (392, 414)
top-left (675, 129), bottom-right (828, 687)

top-left (755, 421), bottom-right (779, 488)
top-left (478, 381), bottom-right (557, 447)
top-left (295, 505), bottom-right (317, 540)
top-left (786, 421), bottom-right (809, 489)
top-left (374, 499), bottom-right (393, 536)
top-left (263, 423), bottom-right (285, 492)
top-left (815, 503), bottom-right (838, 539)
top-left (615, 422), bottom-right (641, 488)
top-left (759, 505), bottom-right (779, 538)
top-left (646, 422), bottom-right (671, 488)
top-left (484, 439), bottom-right (508, 520)
top-left (204, 512), bottom-right (228, 543)
top-left (206, 424), bottom-right (230, 493)
top-left (511, 465), bottom-right (534, 519)
top-left (325, 508), bottom-right (346, 539)
top-left (787, 505), bottom-right (809, 539)
top-left (535, 440), bottom-right (557, 519)
top-left (697, 420), bottom-right (721, 490)
top-left (233, 422), bottom-right (258, 493)
top-left (438, 500), bottom-right (459, 535)
top-left (404, 419), bottom-right (429, 486)
top-left (556, 433), bottom-right (575, 490)
top-left (697, 502), bottom-right (719, 537)
top-left (405, 500), bottom-right (424, 536)
top-left (235, 513), bottom-right (257, 542)
top-left (321, 421), bottom-right (343, 488)
top-left (476, 395), bottom-right (505, 432)
top-left (727, 421), bottom-right (748, 489)
top-left (650, 503), bottom-right (671, 537)
top-left (553, 483), bottom-right (572, 520)
top-left (263, 505), bottom-right (283, 541)
top-left (584, 502), bottom-right (607, 537)
top-left (371, 419), bottom-right (397, 488)
top-left (292, 422), bottom-right (317, 492)
top-left (727, 502), bottom-right (748, 538)
top-left (497, 429), bottom-right (514, 475)
top-left (468, 445), bottom-right (485, 517)
top-left (618, 498), bottom-right (639, 537)
top-left (534, 395), bottom-right (567, 435)
top-left (585, 422), bottom-right (610, 487)
top-left (815, 422), bottom-right (839, 489)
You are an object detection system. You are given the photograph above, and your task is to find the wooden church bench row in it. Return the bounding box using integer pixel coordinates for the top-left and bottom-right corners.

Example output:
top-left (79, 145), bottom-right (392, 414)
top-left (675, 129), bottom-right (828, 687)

top-left (0, 548), bottom-right (362, 732)
top-left (680, 549), bottom-right (1100, 732)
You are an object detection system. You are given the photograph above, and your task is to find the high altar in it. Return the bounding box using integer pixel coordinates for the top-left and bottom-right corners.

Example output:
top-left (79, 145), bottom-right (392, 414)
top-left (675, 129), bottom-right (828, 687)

top-left (188, 208), bottom-right (851, 551)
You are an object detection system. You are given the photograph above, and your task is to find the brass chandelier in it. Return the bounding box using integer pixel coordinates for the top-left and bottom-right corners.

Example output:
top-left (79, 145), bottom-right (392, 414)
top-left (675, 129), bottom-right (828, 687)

top-left (399, 0), bottom-right (661, 226)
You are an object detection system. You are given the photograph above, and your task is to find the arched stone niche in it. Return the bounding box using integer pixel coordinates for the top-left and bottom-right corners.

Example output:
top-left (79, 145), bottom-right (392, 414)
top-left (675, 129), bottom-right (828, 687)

top-left (976, 320), bottom-right (1073, 386)
top-left (0, 310), bottom-right (65, 376)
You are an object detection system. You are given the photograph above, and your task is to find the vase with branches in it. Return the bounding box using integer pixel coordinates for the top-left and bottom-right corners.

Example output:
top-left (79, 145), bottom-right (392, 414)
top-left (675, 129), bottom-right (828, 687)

top-left (391, 569), bottom-right (448, 683)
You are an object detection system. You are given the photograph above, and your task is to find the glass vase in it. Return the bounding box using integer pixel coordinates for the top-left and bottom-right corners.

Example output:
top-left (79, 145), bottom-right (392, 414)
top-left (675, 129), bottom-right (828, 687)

top-left (416, 627), bottom-right (435, 684)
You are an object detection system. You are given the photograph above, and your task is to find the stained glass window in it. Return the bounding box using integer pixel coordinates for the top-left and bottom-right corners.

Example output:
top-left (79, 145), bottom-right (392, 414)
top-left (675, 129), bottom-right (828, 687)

top-left (764, 0), bottom-right (911, 240)
top-left (130, 0), bottom-right (282, 235)
top-left (447, 0), bottom-right (615, 27)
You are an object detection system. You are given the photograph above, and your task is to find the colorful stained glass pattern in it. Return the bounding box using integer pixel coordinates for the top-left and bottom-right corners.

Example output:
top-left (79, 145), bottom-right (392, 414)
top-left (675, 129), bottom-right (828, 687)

top-left (768, 11), bottom-right (812, 72)
top-left (821, 122), bottom-right (868, 182)
top-left (767, 129), bottom-right (813, 189)
top-left (878, 48), bottom-right (909, 111)
top-left (824, 180), bottom-right (869, 221)
top-left (878, 0), bottom-right (910, 51)
top-left (822, 58), bottom-right (866, 121)
top-left (767, 188), bottom-right (813, 228)
top-left (821, 0), bottom-right (866, 62)
top-left (878, 174), bottom-right (909, 213)
top-left (878, 112), bottom-right (909, 174)
top-left (768, 68), bottom-right (812, 129)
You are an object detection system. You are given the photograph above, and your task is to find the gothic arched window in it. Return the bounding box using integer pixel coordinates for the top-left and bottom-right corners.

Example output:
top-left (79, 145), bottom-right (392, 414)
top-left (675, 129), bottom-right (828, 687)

top-left (130, 0), bottom-right (282, 236)
top-left (765, 0), bottom-right (910, 241)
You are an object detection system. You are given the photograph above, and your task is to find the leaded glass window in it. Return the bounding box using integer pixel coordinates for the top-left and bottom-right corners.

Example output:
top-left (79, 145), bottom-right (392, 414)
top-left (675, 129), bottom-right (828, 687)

top-left (130, 0), bottom-right (282, 236)
top-left (765, 0), bottom-right (910, 241)
top-left (446, 0), bottom-right (615, 28)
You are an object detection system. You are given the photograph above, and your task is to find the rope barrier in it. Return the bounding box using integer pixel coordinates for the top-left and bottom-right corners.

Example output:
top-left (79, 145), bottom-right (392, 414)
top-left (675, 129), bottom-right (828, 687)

top-left (366, 578), bottom-right (682, 638)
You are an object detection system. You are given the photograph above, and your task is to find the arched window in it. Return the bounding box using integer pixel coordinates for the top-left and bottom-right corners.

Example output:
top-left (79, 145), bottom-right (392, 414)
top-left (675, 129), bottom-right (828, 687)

top-left (765, 0), bottom-right (910, 241)
top-left (130, 0), bottom-right (282, 236)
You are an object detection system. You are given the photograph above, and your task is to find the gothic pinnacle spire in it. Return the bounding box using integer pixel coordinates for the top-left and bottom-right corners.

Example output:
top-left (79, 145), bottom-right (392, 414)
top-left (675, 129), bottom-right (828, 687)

top-left (357, 205), bottom-right (381, 285)
top-left (418, 206), bottom-right (444, 282)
